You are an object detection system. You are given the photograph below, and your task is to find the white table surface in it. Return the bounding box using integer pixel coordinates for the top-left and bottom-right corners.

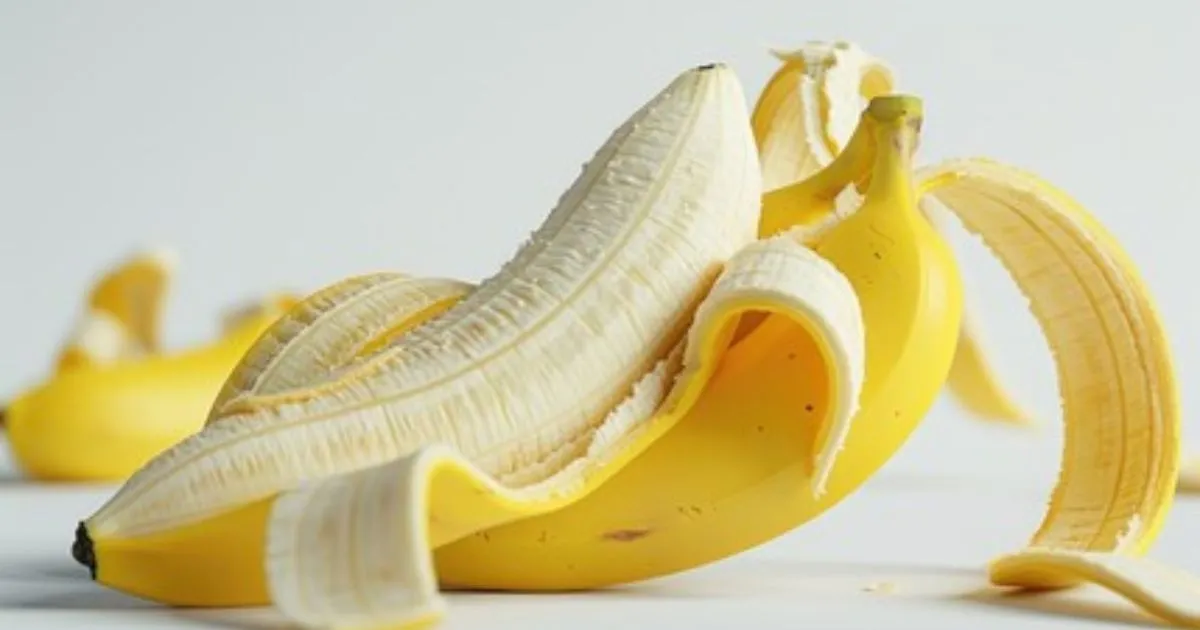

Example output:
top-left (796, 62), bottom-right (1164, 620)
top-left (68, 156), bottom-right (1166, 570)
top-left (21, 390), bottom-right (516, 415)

top-left (2, 410), bottom-right (1196, 630)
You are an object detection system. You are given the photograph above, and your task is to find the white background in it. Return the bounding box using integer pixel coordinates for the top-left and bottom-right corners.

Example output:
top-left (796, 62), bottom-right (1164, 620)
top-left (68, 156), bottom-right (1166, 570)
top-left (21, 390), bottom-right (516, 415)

top-left (1, 1), bottom-right (1199, 628)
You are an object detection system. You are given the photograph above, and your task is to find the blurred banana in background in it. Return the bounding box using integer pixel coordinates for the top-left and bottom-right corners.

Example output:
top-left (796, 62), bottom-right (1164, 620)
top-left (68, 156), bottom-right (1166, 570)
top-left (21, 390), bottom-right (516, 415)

top-left (1, 249), bottom-right (298, 481)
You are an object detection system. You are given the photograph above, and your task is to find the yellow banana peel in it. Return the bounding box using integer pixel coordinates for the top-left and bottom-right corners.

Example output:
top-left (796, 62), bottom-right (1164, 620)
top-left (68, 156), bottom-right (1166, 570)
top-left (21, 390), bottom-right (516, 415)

top-left (753, 41), bottom-right (1038, 429)
top-left (48, 45), bottom-right (1200, 630)
top-left (764, 40), bottom-right (1200, 490)
top-left (2, 249), bottom-right (299, 482)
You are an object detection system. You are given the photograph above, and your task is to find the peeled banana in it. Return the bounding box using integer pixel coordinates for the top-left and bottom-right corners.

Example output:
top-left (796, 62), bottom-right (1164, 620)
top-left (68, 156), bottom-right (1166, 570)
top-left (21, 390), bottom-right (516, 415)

top-left (59, 48), bottom-right (1200, 630)
top-left (2, 249), bottom-right (298, 481)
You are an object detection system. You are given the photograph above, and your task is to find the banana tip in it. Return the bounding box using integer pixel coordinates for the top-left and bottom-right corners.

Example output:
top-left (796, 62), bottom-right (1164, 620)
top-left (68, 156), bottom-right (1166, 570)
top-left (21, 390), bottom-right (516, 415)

top-left (71, 522), bottom-right (96, 579)
top-left (0, 406), bottom-right (5, 429)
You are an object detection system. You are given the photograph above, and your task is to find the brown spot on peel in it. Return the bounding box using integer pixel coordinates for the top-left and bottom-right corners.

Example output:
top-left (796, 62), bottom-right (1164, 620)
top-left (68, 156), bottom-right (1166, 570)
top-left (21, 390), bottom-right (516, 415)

top-left (602, 528), bottom-right (651, 542)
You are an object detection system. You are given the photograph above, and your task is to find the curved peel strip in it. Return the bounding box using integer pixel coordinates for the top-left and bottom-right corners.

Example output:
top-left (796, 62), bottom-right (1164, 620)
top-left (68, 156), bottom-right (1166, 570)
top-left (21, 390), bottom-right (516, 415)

top-left (989, 551), bottom-right (1200, 628)
top-left (210, 273), bottom-right (470, 418)
top-left (917, 158), bottom-right (1188, 626)
top-left (264, 233), bottom-right (864, 629)
top-left (56, 248), bottom-right (177, 370)
top-left (752, 41), bottom-right (894, 192)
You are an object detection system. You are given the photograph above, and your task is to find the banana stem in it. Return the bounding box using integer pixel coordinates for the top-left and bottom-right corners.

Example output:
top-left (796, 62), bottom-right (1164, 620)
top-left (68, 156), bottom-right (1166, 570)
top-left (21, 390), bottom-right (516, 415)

top-left (861, 96), bottom-right (922, 203)
top-left (759, 95), bottom-right (923, 237)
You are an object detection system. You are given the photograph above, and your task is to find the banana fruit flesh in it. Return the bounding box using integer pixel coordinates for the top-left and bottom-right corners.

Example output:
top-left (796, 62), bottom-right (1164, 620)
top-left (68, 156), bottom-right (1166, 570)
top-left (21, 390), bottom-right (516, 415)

top-left (79, 63), bottom-right (770, 599)
top-left (435, 95), bottom-right (960, 594)
top-left (2, 250), bottom-right (297, 481)
top-left (64, 50), bottom-right (1200, 630)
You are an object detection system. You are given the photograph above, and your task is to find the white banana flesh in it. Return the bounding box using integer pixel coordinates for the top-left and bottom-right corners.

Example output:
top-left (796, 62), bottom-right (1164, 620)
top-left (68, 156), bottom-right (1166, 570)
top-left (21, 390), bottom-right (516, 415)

top-left (210, 273), bottom-right (472, 417)
top-left (265, 232), bottom-right (865, 629)
top-left (86, 63), bottom-right (763, 539)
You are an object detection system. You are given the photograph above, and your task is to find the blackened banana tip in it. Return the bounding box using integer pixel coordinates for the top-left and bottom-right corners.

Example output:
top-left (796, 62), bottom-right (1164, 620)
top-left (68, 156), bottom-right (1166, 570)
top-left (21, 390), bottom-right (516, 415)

top-left (72, 521), bottom-right (97, 579)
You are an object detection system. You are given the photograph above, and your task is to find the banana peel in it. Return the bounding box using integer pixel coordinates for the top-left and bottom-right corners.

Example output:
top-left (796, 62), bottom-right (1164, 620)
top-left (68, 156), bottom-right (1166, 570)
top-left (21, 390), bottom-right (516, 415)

top-left (2, 248), bottom-right (299, 482)
top-left (60, 53), bottom-right (1200, 630)
top-left (753, 40), bottom-right (1037, 429)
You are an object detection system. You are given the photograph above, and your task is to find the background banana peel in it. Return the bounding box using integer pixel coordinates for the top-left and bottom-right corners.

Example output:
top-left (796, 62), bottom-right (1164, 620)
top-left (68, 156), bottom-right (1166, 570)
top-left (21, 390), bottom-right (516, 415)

top-left (1, 249), bottom-right (298, 481)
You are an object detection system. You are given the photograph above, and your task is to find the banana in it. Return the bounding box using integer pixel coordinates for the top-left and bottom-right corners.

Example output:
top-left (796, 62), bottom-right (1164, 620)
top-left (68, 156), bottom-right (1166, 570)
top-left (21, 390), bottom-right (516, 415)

top-left (753, 40), bottom-right (1034, 427)
top-left (209, 272), bottom-right (471, 417)
top-left (761, 43), bottom-right (1195, 622)
top-left (432, 95), bottom-right (961, 596)
top-left (64, 54), bottom-right (1200, 630)
top-left (75, 63), bottom-right (768, 610)
top-left (2, 251), bottom-right (298, 482)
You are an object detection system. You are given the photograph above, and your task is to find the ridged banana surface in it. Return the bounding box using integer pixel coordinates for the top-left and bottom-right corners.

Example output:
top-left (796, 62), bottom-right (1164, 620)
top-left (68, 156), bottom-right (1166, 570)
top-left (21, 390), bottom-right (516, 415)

top-left (59, 47), bottom-right (1199, 630)
top-left (2, 250), bottom-right (297, 481)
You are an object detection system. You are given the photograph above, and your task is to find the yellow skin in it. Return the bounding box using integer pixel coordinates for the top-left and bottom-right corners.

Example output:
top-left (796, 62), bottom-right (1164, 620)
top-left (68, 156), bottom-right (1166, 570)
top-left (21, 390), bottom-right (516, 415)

top-left (3, 251), bottom-right (297, 481)
top-left (83, 96), bottom-right (965, 605)
top-left (751, 44), bottom-right (1035, 429)
top-left (70, 57), bottom-right (1194, 628)
top-left (758, 42), bottom-right (1198, 497)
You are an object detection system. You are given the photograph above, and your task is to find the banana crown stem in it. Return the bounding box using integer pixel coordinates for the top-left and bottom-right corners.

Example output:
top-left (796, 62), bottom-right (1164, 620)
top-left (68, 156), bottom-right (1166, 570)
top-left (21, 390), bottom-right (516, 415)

top-left (760, 94), bottom-right (923, 236)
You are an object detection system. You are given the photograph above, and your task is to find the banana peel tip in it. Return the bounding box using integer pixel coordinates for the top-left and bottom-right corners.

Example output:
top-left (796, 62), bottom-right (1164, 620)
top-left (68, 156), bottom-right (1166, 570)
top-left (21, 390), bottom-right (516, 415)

top-left (71, 521), bottom-right (97, 580)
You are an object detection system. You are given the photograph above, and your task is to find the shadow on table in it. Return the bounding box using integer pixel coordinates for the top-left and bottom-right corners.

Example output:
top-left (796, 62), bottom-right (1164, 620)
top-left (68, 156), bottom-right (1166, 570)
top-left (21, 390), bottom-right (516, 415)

top-left (3, 588), bottom-right (292, 629)
top-left (0, 461), bottom-right (26, 484)
top-left (0, 556), bottom-right (1174, 629)
top-left (0, 557), bottom-right (291, 628)
top-left (951, 586), bottom-right (1167, 628)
